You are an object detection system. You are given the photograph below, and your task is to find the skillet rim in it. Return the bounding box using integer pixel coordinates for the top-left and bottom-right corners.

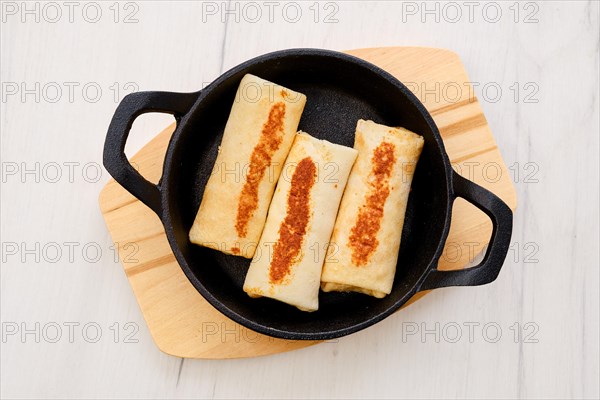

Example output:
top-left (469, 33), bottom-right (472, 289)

top-left (160, 48), bottom-right (454, 340)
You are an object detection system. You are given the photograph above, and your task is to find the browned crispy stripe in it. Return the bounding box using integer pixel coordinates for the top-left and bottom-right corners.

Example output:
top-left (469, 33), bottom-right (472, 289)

top-left (235, 102), bottom-right (286, 237)
top-left (348, 141), bottom-right (396, 266)
top-left (269, 157), bottom-right (316, 284)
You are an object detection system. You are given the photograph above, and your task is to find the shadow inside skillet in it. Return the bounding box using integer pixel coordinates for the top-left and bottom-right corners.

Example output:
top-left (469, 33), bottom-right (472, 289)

top-left (167, 52), bottom-right (449, 337)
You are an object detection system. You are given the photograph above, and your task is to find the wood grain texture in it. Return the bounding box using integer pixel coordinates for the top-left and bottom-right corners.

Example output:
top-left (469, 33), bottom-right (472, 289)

top-left (98, 47), bottom-right (517, 359)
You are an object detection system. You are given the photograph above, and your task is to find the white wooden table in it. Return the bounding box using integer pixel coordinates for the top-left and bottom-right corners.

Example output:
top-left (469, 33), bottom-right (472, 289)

top-left (1, 1), bottom-right (598, 398)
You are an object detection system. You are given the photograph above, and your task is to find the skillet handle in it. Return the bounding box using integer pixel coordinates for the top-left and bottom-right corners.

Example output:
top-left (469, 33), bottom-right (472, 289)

top-left (419, 172), bottom-right (513, 291)
top-left (103, 91), bottom-right (199, 216)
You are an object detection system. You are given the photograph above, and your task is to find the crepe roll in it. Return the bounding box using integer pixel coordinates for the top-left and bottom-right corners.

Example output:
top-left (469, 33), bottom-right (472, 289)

top-left (243, 132), bottom-right (358, 311)
top-left (320, 120), bottom-right (424, 298)
top-left (190, 74), bottom-right (307, 258)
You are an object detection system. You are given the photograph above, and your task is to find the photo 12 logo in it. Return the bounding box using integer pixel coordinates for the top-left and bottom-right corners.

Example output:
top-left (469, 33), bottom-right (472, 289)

top-left (404, 81), bottom-right (540, 105)
top-left (201, 1), bottom-right (340, 24)
top-left (199, 321), bottom-right (338, 344)
top-left (401, 321), bottom-right (540, 344)
top-left (1, 1), bottom-right (140, 24)
top-left (440, 240), bottom-right (540, 266)
top-left (1, 82), bottom-right (139, 104)
top-left (399, 1), bottom-right (540, 24)
top-left (451, 160), bottom-right (541, 186)
top-left (1, 241), bottom-right (139, 265)
top-left (1, 161), bottom-right (102, 183)
top-left (2, 321), bottom-right (140, 344)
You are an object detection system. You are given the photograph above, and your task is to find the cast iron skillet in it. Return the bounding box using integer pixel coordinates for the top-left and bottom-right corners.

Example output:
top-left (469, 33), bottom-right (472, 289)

top-left (103, 49), bottom-right (513, 340)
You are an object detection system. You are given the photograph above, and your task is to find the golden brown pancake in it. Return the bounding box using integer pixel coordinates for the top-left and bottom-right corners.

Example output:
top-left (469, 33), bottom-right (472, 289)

top-left (189, 74), bottom-right (307, 258)
top-left (244, 132), bottom-right (358, 311)
top-left (320, 120), bottom-right (424, 298)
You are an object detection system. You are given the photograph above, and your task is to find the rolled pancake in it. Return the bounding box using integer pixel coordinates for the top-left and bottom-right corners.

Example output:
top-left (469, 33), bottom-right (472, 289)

top-left (320, 120), bottom-right (424, 298)
top-left (243, 132), bottom-right (358, 311)
top-left (189, 74), bottom-right (307, 258)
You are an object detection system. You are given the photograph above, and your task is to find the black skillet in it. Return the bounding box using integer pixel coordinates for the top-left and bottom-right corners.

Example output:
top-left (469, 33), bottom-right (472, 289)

top-left (103, 49), bottom-right (513, 340)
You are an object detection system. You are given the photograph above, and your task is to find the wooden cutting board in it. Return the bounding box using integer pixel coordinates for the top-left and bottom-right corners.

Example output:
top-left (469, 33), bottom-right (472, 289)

top-left (98, 47), bottom-right (517, 359)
